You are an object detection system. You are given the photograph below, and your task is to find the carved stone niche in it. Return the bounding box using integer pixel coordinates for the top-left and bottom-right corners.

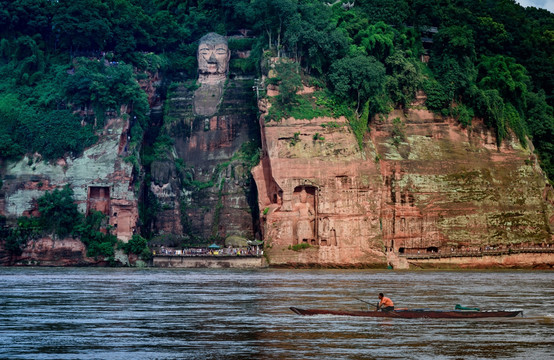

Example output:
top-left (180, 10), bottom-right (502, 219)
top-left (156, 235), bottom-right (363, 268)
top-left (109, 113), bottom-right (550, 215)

top-left (291, 185), bottom-right (318, 245)
top-left (87, 186), bottom-right (110, 216)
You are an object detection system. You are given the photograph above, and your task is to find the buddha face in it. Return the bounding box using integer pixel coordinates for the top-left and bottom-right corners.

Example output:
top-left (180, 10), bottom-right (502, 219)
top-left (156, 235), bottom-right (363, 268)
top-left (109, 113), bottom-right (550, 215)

top-left (197, 33), bottom-right (230, 81)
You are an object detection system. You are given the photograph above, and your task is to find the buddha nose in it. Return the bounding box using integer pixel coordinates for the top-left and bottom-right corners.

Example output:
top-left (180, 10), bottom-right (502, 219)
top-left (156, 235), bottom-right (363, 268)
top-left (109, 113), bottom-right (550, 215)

top-left (208, 53), bottom-right (217, 63)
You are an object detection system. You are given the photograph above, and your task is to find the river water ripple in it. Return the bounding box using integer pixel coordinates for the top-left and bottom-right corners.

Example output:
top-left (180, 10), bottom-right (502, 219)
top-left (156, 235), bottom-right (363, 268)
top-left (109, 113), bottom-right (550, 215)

top-left (0, 268), bottom-right (552, 359)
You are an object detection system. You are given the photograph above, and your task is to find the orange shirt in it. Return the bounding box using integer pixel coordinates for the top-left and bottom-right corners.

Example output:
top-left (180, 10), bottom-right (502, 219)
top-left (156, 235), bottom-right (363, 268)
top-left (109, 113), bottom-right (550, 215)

top-left (379, 296), bottom-right (394, 307)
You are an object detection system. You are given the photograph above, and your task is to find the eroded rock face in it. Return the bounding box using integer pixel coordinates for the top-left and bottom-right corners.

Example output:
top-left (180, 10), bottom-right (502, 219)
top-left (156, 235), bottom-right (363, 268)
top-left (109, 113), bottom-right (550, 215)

top-left (252, 116), bottom-right (386, 266)
top-left (148, 33), bottom-right (259, 243)
top-left (0, 114), bottom-right (139, 245)
top-left (3, 237), bottom-right (97, 266)
top-left (149, 78), bottom-right (259, 242)
top-left (374, 109), bottom-right (553, 253)
top-left (197, 33), bottom-right (231, 85)
top-left (253, 97), bottom-right (554, 267)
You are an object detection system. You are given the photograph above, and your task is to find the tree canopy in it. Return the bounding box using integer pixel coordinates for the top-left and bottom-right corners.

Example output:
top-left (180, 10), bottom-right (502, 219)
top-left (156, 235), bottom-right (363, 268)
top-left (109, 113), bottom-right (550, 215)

top-left (0, 0), bottom-right (552, 180)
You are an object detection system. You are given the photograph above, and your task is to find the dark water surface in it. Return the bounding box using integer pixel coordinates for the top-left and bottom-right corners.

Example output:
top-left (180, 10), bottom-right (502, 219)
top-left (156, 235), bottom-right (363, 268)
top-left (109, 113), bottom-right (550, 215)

top-left (0, 268), bottom-right (552, 360)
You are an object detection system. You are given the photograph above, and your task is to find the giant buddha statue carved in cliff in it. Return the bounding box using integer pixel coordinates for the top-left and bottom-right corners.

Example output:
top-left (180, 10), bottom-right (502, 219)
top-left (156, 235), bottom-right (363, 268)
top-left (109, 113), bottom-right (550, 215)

top-left (194, 32), bottom-right (230, 116)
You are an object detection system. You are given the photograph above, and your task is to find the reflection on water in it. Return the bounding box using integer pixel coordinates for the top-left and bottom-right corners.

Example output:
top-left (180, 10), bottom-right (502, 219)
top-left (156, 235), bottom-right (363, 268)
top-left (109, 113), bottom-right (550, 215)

top-left (0, 268), bottom-right (552, 359)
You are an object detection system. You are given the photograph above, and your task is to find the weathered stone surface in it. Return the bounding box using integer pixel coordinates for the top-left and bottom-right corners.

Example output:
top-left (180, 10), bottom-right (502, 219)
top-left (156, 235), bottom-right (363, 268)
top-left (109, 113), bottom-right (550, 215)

top-left (253, 115), bottom-right (386, 267)
top-left (197, 33), bottom-right (230, 85)
top-left (149, 78), bottom-right (259, 242)
top-left (405, 253), bottom-right (553, 270)
top-left (0, 115), bottom-right (138, 243)
top-left (253, 97), bottom-right (554, 268)
top-left (5, 237), bottom-right (98, 266)
top-left (374, 110), bottom-right (553, 254)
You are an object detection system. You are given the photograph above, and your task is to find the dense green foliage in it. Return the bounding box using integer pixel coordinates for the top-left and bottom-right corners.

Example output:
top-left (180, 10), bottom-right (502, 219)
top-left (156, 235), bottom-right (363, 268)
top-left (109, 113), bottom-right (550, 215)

top-left (1, 215), bottom-right (41, 256)
top-left (37, 185), bottom-right (80, 238)
top-left (73, 210), bottom-right (118, 259)
top-left (2, 187), bottom-right (118, 259)
top-left (0, 0), bottom-right (553, 179)
top-left (121, 234), bottom-right (152, 260)
top-left (258, 0), bottom-right (554, 180)
top-left (36, 187), bottom-right (119, 258)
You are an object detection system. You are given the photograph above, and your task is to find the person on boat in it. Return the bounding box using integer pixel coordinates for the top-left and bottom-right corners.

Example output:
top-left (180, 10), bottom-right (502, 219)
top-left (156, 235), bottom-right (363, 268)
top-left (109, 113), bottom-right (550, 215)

top-left (377, 293), bottom-right (394, 312)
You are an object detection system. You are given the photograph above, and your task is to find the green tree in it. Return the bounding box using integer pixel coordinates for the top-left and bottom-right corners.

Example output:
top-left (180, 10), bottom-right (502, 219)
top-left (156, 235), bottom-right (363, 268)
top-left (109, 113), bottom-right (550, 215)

top-left (433, 25), bottom-right (476, 61)
top-left (385, 50), bottom-right (422, 107)
top-left (63, 58), bottom-right (148, 127)
top-left (248, 0), bottom-right (297, 56)
top-left (37, 185), bottom-right (81, 238)
top-left (106, 0), bottom-right (153, 58)
top-left (52, 0), bottom-right (111, 51)
top-left (3, 216), bottom-right (41, 256)
top-left (150, 10), bottom-right (183, 52)
top-left (477, 55), bottom-right (530, 113)
top-left (74, 210), bottom-right (117, 258)
top-left (359, 0), bottom-right (411, 27)
top-left (357, 21), bottom-right (396, 62)
top-left (0, 0), bottom-right (53, 38)
top-left (422, 77), bottom-right (450, 112)
top-left (474, 16), bottom-right (509, 55)
top-left (429, 56), bottom-right (476, 104)
top-left (274, 61), bottom-right (302, 105)
top-left (329, 55), bottom-right (386, 115)
top-left (16, 109), bottom-right (96, 160)
top-left (474, 88), bottom-right (506, 145)
top-left (123, 234), bottom-right (151, 259)
top-left (525, 91), bottom-right (554, 180)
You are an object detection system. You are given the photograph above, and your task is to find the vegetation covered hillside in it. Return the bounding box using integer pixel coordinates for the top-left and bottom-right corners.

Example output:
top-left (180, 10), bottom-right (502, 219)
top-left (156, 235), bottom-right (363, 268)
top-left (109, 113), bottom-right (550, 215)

top-left (0, 0), bottom-right (553, 179)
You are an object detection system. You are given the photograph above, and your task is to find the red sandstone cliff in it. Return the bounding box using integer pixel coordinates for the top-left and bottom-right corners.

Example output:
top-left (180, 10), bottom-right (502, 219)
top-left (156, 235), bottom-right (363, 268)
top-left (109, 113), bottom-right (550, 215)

top-left (148, 78), bottom-right (260, 243)
top-left (0, 237), bottom-right (99, 266)
top-left (253, 91), bottom-right (554, 268)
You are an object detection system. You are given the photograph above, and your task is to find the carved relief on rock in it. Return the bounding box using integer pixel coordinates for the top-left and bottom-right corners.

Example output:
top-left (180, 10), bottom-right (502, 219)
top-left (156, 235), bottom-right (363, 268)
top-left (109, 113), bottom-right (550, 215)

top-left (292, 186), bottom-right (317, 245)
top-left (149, 32), bottom-right (259, 243)
top-left (253, 99), bottom-right (554, 267)
top-left (197, 32), bottom-right (230, 84)
top-left (194, 32), bottom-right (230, 116)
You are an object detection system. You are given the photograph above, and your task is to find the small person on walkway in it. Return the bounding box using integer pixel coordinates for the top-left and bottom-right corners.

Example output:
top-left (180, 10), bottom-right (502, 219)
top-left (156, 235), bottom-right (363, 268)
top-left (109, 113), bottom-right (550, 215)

top-left (377, 293), bottom-right (395, 312)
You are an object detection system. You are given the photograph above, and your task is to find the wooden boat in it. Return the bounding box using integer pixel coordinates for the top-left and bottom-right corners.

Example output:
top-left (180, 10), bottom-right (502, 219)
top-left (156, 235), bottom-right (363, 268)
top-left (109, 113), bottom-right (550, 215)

top-left (290, 307), bottom-right (522, 319)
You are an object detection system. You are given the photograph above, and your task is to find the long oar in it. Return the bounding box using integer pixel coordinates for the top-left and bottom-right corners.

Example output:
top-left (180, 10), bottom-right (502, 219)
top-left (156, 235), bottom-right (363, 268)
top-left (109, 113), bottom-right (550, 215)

top-left (353, 297), bottom-right (379, 310)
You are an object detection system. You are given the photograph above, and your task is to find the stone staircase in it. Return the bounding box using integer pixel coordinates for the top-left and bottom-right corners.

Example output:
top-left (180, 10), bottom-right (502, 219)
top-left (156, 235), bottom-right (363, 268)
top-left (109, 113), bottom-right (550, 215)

top-left (166, 85), bottom-right (194, 121)
top-left (219, 78), bottom-right (257, 114)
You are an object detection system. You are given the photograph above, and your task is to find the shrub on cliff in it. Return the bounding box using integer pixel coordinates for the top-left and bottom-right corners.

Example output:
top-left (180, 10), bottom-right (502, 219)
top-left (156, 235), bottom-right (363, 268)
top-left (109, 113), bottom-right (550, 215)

top-left (288, 243), bottom-right (311, 251)
top-left (122, 234), bottom-right (151, 261)
top-left (2, 216), bottom-right (41, 257)
top-left (328, 55), bottom-right (386, 116)
top-left (37, 185), bottom-right (80, 238)
top-left (73, 210), bottom-right (117, 259)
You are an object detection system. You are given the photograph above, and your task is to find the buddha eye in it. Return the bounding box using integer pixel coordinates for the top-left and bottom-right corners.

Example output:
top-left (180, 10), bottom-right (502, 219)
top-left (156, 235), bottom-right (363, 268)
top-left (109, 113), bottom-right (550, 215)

top-left (216, 47), bottom-right (227, 54)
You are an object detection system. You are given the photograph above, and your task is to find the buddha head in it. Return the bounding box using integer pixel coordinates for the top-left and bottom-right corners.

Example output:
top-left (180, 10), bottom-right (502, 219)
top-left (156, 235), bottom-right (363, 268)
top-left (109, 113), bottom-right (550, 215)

top-left (197, 32), bottom-right (230, 83)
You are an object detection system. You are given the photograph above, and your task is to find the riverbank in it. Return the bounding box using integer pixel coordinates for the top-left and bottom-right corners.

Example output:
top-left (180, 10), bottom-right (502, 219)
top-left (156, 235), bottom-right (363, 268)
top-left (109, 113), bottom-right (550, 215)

top-left (404, 252), bottom-right (554, 270)
top-left (2, 238), bottom-right (552, 269)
